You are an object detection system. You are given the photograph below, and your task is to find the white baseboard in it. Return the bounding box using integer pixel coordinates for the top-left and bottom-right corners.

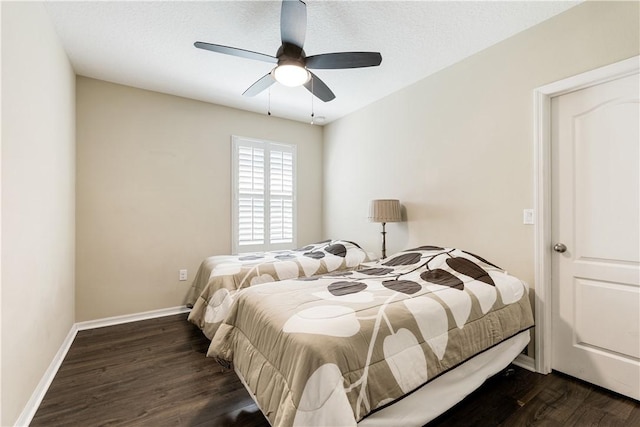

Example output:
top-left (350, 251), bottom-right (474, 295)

top-left (15, 305), bottom-right (191, 426)
top-left (14, 324), bottom-right (79, 427)
top-left (512, 354), bottom-right (536, 372)
top-left (75, 305), bottom-right (190, 331)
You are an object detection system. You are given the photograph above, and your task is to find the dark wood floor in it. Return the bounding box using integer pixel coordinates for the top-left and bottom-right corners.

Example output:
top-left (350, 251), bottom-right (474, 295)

top-left (31, 313), bottom-right (639, 427)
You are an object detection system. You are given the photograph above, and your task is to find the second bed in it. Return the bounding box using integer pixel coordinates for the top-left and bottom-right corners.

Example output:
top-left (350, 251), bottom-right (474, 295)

top-left (187, 239), bottom-right (372, 338)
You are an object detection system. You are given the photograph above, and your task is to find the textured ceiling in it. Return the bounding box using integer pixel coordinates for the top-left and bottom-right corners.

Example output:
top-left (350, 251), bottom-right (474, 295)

top-left (44, 1), bottom-right (581, 124)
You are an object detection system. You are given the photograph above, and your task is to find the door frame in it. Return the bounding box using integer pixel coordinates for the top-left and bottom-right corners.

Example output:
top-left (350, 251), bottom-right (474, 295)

top-left (532, 55), bottom-right (639, 374)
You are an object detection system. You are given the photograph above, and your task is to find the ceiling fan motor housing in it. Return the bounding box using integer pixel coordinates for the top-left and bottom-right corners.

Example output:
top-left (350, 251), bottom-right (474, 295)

top-left (276, 43), bottom-right (306, 67)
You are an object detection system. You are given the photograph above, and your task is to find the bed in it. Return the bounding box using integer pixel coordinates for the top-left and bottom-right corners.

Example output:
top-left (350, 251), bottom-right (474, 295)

top-left (187, 239), bottom-right (372, 339)
top-left (208, 245), bottom-right (534, 426)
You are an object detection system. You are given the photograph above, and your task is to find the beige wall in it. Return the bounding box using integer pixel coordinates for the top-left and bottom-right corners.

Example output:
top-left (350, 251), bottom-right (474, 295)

top-left (1, 2), bottom-right (76, 425)
top-left (323, 1), bottom-right (639, 289)
top-left (2, 1), bottom-right (636, 422)
top-left (76, 78), bottom-right (323, 321)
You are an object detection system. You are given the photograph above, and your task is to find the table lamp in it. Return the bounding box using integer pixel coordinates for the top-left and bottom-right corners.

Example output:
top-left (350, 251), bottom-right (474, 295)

top-left (368, 199), bottom-right (402, 259)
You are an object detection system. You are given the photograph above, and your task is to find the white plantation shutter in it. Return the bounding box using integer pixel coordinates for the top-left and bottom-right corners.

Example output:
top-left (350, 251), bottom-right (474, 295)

top-left (232, 137), bottom-right (296, 253)
top-left (237, 145), bottom-right (265, 246)
top-left (269, 149), bottom-right (294, 243)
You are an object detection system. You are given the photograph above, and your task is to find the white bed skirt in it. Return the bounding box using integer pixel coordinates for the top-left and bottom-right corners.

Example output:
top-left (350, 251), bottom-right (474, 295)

top-left (235, 329), bottom-right (530, 427)
top-left (360, 329), bottom-right (530, 426)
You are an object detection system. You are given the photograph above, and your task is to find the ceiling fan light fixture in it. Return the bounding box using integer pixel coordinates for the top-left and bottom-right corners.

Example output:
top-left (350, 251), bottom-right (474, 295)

top-left (273, 63), bottom-right (310, 87)
top-left (195, 0), bottom-right (381, 102)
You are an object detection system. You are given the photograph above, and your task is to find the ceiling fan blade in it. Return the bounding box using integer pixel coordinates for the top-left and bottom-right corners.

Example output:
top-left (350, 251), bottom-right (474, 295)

top-left (306, 52), bottom-right (382, 69)
top-left (304, 72), bottom-right (335, 102)
top-left (243, 73), bottom-right (276, 97)
top-left (194, 41), bottom-right (277, 64)
top-left (281, 0), bottom-right (307, 48)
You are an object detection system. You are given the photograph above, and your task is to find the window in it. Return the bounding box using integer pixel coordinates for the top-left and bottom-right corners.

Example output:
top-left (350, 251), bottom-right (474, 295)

top-left (232, 136), bottom-right (296, 253)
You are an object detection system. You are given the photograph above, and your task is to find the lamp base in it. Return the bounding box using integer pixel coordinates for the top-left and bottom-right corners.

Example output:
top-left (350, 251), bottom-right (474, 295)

top-left (380, 222), bottom-right (387, 259)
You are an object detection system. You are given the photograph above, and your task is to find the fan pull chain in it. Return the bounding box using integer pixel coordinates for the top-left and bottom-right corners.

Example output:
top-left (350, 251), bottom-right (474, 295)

top-left (310, 76), bottom-right (315, 125)
top-left (268, 88), bottom-right (271, 116)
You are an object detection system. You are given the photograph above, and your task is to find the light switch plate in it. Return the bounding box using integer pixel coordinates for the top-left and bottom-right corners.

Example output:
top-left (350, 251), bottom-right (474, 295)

top-left (179, 269), bottom-right (188, 281)
top-left (523, 209), bottom-right (534, 225)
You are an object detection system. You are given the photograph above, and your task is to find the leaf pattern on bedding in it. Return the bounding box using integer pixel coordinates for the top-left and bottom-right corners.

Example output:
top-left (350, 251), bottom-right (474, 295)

top-left (293, 364), bottom-right (354, 427)
top-left (420, 268), bottom-right (464, 290)
top-left (325, 243), bottom-right (347, 257)
top-left (433, 288), bottom-right (472, 329)
top-left (345, 249), bottom-right (367, 268)
top-left (327, 281), bottom-right (367, 296)
top-left (250, 273), bottom-right (276, 286)
top-left (323, 253), bottom-right (345, 272)
top-left (204, 288), bottom-right (232, 324)
top-left (207, 246), bottom-right (535, 427)
top-left (493, 271), bottom-right (525, 304)
top-left (465, 280), bottom-right (497, 314)
top-left (186, 240), bottom-right (373, 339)
top-left (312, 288), bottom-right (374, 304)
top-left (382, 252), bottom-right (422, 266)
top-left (282, 305), bottom-right (361, 337)
top-left (298, 257), bottom-right (322, 277)
top-left (404, 296), bottom-right (449, 360)
top-left (274, 261), bottom-right (300, 281)
top-left (383, 328), bottom-right (428, 394)
top-left (406, 245), bottom-right (445, 251)
top-left (326, 271), bottom-right (353, 277)
top-left (358, 267), bottom-right (394, 276)
top-left (446, 257), bottom-right (495, 286)
top-left (382, 279), bottom-right (421, 295)
top-left (304, 251), bottom-right (326, 259)
top-left (238, 254), bottom-right (264, 261)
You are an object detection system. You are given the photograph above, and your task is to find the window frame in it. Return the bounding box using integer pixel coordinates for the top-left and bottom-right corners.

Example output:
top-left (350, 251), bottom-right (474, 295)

top-left (231, 135), bottom-right (297, 254)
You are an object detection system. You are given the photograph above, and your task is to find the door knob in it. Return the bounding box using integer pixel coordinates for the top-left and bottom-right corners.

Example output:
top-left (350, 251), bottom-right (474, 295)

top-left (553, 243), bottom-right (567, 253)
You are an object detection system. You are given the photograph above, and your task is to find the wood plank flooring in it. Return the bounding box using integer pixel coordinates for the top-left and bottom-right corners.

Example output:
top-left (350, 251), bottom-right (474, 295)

top-left (31, 313), bottom-right (639, 426)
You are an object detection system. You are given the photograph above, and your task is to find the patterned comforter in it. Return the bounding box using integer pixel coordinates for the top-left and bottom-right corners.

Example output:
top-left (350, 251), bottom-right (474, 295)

top-left (187, 240), bottom-right (371, 338)
top-left (208, 246), bottom-right (534, 427)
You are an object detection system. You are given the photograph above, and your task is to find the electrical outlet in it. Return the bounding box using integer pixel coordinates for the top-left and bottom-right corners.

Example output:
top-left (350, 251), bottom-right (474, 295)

top-left (179, 269), bottom-right (188, 281)
top-left (523, 209), bottom-right (534, 225)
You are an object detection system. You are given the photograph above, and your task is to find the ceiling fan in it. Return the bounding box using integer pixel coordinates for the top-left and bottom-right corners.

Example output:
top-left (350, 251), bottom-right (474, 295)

top-left (194, 0), bottom-right (382, 102)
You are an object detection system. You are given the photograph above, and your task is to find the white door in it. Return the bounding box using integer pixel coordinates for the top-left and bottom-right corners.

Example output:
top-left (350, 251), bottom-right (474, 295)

top-left (551, 71), bottom-right (640, 400)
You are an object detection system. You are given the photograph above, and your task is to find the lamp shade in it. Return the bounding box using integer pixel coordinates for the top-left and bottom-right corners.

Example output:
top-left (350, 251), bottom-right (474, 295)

top-left (368, 199), bottom-right (402, 223)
